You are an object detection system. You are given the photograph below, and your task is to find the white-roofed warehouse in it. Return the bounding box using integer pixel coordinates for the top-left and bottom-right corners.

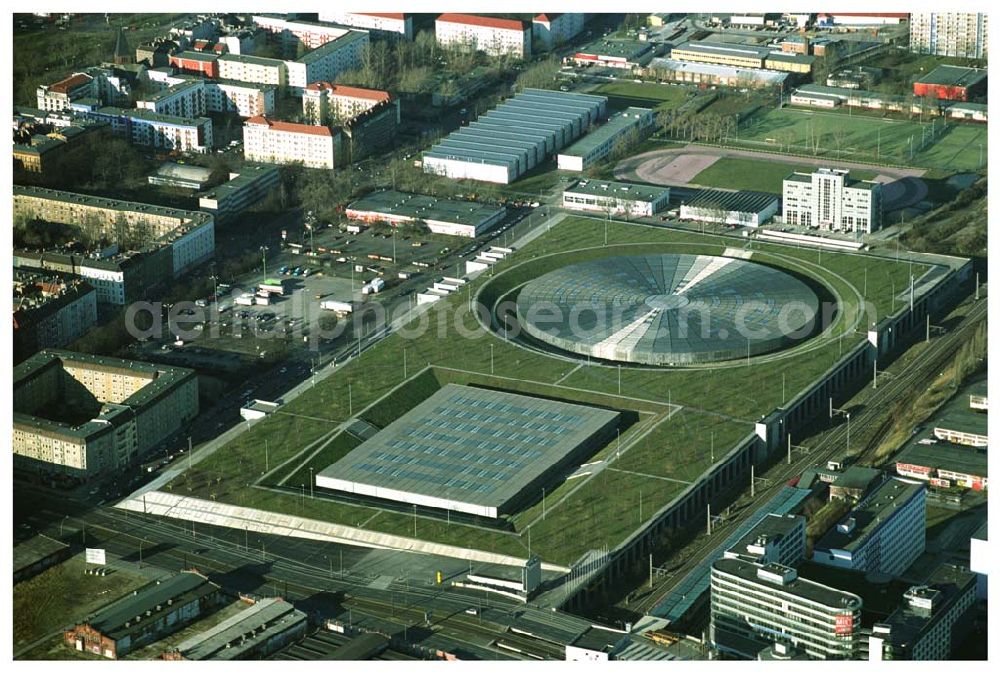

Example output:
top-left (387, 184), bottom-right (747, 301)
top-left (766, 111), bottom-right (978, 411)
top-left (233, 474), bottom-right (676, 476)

top-left (422, 88), bottom-right (607, 184)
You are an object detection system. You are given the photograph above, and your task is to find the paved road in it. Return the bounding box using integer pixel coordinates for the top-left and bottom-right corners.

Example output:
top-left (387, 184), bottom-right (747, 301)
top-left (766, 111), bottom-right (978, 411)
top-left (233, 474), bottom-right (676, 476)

top-left (23, 505), bottom-right (571, 660)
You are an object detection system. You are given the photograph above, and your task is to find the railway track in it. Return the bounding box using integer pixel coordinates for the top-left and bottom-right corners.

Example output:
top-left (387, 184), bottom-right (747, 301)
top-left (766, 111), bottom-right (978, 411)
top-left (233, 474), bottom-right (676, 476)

top-left (638, 294), bottom-right (987, 616)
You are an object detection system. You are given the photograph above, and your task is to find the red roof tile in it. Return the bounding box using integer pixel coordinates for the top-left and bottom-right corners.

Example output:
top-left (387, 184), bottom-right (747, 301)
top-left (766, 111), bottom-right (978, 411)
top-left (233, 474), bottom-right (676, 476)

top-left (50, 73), bottom-right (93, 94)
top-left (245, 117), bottom-right (333, 137)
top-left (356, 13), bottom-right (408, 20)
top-left (437, 13), bottom-right (527, 32)
top-left (306, 83), bottom-right (391, 101)
top-left (534, 14), bottom-right (563, 23)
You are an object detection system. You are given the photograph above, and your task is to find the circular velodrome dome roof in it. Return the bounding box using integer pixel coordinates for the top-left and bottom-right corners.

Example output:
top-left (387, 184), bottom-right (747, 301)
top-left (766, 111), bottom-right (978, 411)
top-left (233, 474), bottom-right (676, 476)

top-left (516, 254), bottom-right (820, 365)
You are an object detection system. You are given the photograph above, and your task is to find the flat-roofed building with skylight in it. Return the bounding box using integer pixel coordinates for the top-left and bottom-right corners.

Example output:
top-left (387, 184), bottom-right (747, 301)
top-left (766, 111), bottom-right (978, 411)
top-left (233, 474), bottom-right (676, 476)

top-left (316, 384), bottom-right (620, 518)
top-left (345, 190), bottom-right (506, 238)
top-left (680, 189), bottom-right (780, 227)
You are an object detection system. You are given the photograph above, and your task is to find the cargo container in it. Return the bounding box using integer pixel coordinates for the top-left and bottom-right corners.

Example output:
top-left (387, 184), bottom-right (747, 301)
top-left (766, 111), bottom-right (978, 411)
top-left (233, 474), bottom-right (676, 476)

top-left (321, 300), bottom-right (354, 314)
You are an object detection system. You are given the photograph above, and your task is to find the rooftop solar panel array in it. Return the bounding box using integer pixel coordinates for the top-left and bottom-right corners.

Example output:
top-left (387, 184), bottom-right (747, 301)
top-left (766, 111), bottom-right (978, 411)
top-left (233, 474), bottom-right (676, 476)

top-left (316, 384), bottom-right (620, 517)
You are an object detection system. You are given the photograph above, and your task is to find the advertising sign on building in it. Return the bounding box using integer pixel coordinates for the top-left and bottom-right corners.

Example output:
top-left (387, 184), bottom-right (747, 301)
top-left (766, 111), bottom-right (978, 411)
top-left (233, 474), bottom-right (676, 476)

top-left (896, 463), bottom-right (933, 476)
top-left (85, 548), bottom-right (106, 565)
top-left (930, 478), bottom-right (951, 488)
top-left (835, 614), bottom-right (854, 635)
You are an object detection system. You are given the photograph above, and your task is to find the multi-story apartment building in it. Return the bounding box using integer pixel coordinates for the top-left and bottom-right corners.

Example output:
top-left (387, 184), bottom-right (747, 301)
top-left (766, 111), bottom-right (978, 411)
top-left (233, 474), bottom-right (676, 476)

top-left (867, 564), bottom-right (978, 660)
top-left (251, 14), bottom-right (358, 51)
top-left (168, 50), bottom-right (220, 79)
top-left (532, 13), bottom-right (585, 51)
top-left (13, 270), bottom-right (98, 362)
top-left (301, 82), bottom-right (393, 124)
top-left (711, 558), bottom-right (863, 659)
top-left (782, 168), bottom-right (883, 233)
top-left (217, 29), bottom-right (259, 56)
top-left (283, 32), bottom-right (368, 96)
top-left (142, 71), bottom-right (275, 118)
top-left (13, 250), bottom-right (158, 307)
top-left (36, 73), bottom-right (95, 111)
top-left (198, 164), bottom-right (280, 223)
top-left (217, 53), bottom-right (286, 89)
top-left (206, 80), bottom-right (276, 118)
top-left (811, 478), bottom-right (926, 577)
top-left (13, 185), bottom-right (215, 282)
top-left (216, 32), bottom-right (367, 96)
top-left (13, 350), bottom-right (198, 480)
top-left (317, 12), bottom-right (413, 41)
top-left (436, 14), bottom-right (532, 59)
top-left (243, 117), bottom-right (337, 169)
top-left (910, 13), bottom-right (988, 59)
top-left (136, 79), bottom-right (206, 118)
top-left (88, 106), bottom-right (213, 153)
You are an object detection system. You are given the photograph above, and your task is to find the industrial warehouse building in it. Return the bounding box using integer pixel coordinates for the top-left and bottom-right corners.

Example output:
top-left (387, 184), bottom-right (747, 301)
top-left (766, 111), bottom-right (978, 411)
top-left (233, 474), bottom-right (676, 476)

top-left (316, 384), bottom-right (620, 518)
top-left (895, 440), bottom-right (987, 491)
top-left (556, 106), bottom-right (653, 171)
top-left (671, 41), bottom-right (772, 69)
top-left (932, 385), bottom-right (988, 447)
top-left (13, 350), bottom-right (198, 480)
top-left (670, 40), bottom-right (812, 73)
top-left (562, 179), bottom-right (670, 217)
top-left (148, 162), bottom-right (214, 190)
top-left (64, 572), bottom-right (222, 659)
top-left (679, 189), bottom-right (780, 227)
top-left (345, 190), bottom-right (506, 238)
top-left (163, 598), bottom-right (307, 660)
top-left (572, 39), bottom-right (657, 69)
top-left (811, 479), bottom-right (926, 577)
top-left (422, 89), bottom-right (607, 184)
top-left (913, 65), bottom-right (987, 102)
top-left (645, 58), bottom-right (789, 89)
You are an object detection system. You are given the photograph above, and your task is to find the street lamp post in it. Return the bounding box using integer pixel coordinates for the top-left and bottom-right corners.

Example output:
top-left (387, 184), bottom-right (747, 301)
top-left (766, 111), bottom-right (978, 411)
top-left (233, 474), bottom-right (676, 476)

top-left (260, 246), bottom-right (267, 279)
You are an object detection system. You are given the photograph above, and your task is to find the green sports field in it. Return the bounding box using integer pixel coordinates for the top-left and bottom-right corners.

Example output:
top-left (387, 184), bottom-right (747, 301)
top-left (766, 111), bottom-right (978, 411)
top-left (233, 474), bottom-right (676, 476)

top-left (727, 107), bottom-right (986, 172)
top-left (593, 81), bottom-right (688, 111)
top-left (165, 216), bottom-right (929, 567)
top-left (691, 157), bottom-right (878, 193)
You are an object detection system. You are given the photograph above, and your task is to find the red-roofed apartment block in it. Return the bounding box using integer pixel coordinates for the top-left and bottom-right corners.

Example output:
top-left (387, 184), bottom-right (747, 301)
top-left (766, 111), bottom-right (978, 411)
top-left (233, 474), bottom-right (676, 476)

top-left (436, 13), bottom-right (532, 58)
top-left (243, 116), bottom-right (337, 169)
top-left (36, 72), bottom-right (94, 111)
top-left (302, 82), bottom-right (396, 125)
